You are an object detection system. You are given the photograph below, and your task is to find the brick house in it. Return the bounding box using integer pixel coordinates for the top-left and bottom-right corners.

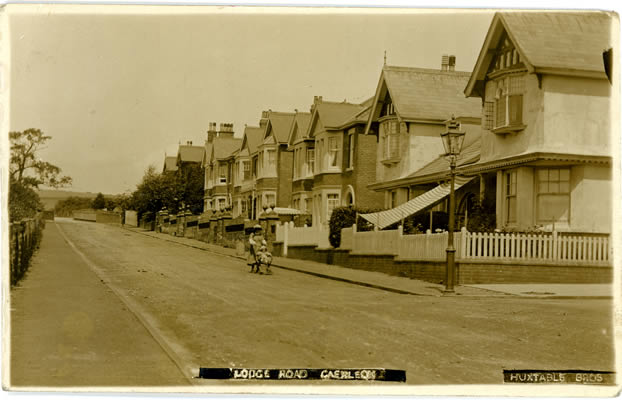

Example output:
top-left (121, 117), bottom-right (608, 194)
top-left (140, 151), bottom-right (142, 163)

top-left (233, 124), bottom-right (264, 219)
top-left (287, 110), bottom-right (313, 213)
top-left (203, 123), bottom-right (241, 212)
top-left (306, 96), bottom-right (385, 227)
top-left (459, 11), bottom-right (613, 233)
top-left (254, 110), bottom-right (296, 216)
top-left (364, 61), bottom-right (482, 211)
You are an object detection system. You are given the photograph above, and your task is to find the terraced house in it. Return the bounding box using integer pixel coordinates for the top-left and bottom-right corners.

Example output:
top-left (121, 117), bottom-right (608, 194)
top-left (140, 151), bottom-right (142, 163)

top-left (233, 124), bottom-right (264, 219)
top-left (254, 110), bottom-right (296, 216)
top-left (203, 122), bottom-right (241, 212)
top-left (306, 96), bottom-right (384, 226)
top-left (287, 110), bottom-right (313, 214)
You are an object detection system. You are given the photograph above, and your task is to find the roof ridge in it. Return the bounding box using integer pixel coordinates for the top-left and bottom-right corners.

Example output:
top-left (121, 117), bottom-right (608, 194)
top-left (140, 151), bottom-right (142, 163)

top-left (384, 65), bottom-right (472, 76)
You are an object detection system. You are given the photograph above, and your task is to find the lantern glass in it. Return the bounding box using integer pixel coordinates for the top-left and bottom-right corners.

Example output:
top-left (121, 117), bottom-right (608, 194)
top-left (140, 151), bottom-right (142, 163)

top-left (440, 120), bottom-right (466, 157)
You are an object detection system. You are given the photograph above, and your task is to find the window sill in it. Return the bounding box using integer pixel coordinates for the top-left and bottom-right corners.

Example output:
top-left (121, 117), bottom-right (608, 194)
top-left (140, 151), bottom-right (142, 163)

top-left (345, 167), bottom-right (354, 172)
top-left (491, 124), bottom-right (526, 135)
top-left (381, 158), bottom-right (400, 165)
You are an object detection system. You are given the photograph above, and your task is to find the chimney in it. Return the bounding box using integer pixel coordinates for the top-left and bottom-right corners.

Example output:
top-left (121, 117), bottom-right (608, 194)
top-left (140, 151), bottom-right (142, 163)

top-left (448, 55), bottom-right (456, 71)
top-left (186, 140), bottom-right (193, 146)
top-left (310, 95), bottom-right (323, 113)
top-left (218, 122), bottom-right (234, 139)
top-left (260, 110), bottom-right (270, 128)
top-left (441, 54), bottom-right (449, 71)
top-left (207, 122), bottom-right (217, 143)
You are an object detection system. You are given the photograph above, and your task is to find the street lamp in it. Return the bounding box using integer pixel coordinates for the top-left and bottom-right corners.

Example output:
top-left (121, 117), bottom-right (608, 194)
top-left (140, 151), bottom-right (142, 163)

top-left (440, 116), bottom-right (465, 294)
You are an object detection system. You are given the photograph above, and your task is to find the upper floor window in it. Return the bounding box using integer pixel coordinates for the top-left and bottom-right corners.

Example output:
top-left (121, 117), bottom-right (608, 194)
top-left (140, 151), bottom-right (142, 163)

top-left (267, 149), bottom-right (276, 170)
top-left (346, 132), bottom-right (355, 170)
top-left (243, 160), bottom-right (251, 181)
top-left (382, 120), bottom-right (400, 160)
top-left (327, 136), bottom-right (339, 168)
top-left (485, 75), bottom-right (525, 133)
top-left (252, 157), bottom-right (258, 179)
top-left (306, 148), bottom-right (315, 176)
top-left (219, 164), bottom-right (227, 184)
top-left (315, 139), bottom-right (323, 173)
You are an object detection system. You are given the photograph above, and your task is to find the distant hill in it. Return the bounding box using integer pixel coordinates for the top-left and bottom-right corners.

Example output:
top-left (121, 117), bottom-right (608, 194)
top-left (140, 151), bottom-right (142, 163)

top-left (36, 189), bottom-right (115, 210)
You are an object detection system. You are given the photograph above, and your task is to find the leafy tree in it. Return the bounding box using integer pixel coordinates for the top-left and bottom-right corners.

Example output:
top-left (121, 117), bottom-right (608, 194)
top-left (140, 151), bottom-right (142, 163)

top-left (9, 128), bottom-right (72, 189)
top-left (54, 196), bottom-right (93, 217)
top-left (178, 164), bottom-right (205, 215)
top-left (9, 181), bottom-right (42, 221)
top-left (130, 166), bottom-right (182, 218)
top-left (328, 206), bottom-right (384, 248)
top-left (91, 193), bottom-right (106, 209)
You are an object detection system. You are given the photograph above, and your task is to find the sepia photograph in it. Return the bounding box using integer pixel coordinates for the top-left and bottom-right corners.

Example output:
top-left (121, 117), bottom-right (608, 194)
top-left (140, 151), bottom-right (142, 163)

top-left (1, 2), bottom-right (620, 396)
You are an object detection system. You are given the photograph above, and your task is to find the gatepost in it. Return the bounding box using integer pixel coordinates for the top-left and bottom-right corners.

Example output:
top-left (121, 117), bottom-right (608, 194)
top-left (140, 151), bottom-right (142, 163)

top-left (184, 206), bottom-right (193, 238)
top-left (259, 207), bottom-right (280, 253)
top-left (177, 209), bottom-right (185, 237)
top-left (209, 211), bottom-right (219, 244)
top-left (220, 207), bottom-right (233, 247)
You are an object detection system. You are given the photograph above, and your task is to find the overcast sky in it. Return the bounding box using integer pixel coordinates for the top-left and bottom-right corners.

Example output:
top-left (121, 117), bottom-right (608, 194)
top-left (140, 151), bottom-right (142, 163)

top-left (9, 6), bottom-right (497, 194)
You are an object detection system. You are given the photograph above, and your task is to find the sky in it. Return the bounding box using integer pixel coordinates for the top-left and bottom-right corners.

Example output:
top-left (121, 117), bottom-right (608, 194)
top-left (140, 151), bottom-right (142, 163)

top-left (8, 1), bottom-right (617, 196)
top-left (6, 5), bottom-right (501, 194)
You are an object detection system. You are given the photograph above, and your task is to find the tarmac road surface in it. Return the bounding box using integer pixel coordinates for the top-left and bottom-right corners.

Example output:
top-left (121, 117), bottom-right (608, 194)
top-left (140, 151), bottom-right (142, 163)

top-left (9, 220), bottom-right (615, 387)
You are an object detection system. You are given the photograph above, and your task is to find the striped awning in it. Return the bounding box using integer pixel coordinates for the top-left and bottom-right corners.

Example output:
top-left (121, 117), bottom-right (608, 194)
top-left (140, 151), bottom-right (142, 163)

top-left (359, 176), bottom-right (475, 229)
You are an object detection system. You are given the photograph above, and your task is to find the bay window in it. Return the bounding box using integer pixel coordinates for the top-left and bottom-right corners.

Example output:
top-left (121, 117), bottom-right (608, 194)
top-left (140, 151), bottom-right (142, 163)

top-left (243, 160), bottom-right (251, 181)
top-left (328, 136), bottom-right (339, 168)
top-left (346, 132), bottom-right (355, 169)
top-left (382, 120), bottom-right (400, 160)
top-left (485, 75), bottom-right (525, 132)
top-left (306, 148), bottom-right (314, 176)
top-left (219, 164), bottom-right (227, 184)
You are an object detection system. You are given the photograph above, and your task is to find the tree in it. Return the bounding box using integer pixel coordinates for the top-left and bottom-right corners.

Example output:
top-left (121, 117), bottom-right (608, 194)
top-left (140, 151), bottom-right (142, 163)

top-left (91, 193), bottom-right (106, 210)
top-left (9, 128), bottom-right (71, 221)
top-left (130, 166), bottom-right (182, 218)
top-left (10, 128), bottom-right (72, 189)
top-left (178, 164), bottom-right (205, 215)
top-left (54, 196), bottom-right (93, 217)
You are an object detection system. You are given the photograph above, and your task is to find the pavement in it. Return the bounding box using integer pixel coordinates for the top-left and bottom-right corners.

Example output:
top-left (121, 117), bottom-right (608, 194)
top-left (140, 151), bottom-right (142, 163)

top-left (124, 227), bottom-right (613, 299)
top-left (9, 222), bottom-right (189, 388)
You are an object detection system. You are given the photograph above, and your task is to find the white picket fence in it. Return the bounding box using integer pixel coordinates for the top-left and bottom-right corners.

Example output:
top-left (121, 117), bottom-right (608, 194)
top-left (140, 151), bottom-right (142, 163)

top-left (398, 231), bottom-right (462, 261)
top-left (276, 221), bottom-right (331, 255)
top-left (338, 224), bottom-right (612, 265)
top-left (461, 229), bottom-right (611, 265)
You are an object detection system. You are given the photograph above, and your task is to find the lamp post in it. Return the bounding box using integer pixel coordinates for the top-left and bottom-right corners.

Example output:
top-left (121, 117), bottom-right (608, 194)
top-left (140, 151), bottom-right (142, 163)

top-left (440, 116), bottom-right (466, 294)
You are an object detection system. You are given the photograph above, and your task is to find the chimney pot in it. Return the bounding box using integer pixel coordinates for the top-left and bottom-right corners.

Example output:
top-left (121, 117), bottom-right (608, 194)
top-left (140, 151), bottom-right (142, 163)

top-left (441, 54), bottom-right (449, 71)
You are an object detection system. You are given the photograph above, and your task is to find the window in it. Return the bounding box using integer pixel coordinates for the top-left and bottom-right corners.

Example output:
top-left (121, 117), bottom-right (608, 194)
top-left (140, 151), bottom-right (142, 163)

top-left (293, 149), bottom-right (299, 179)
top-left (306, 148), bottom-right (315, 176)
top-left (328, 137), bottom-right (339, 168)
top-left (505, 170), bottom-right (517, 223)
top-left (488, 75), bottom-right (524, 131)
top-left (252, 157), bottom-right (258, 179)
top-left (390, 191), bottom-right (398, 208)
top-left (219, 164), bottom-right (227, 184)
top-left (241, 199), bottom-right (247, 213)
top-left (382, 120), bottom-right (400, 159)
top-left (267, 150), bottom-right (276, 171)
top-left (537, 168), bottom-right (570, 224)
top-left (218, 198), bottom-right (226, 210)
top-left (243, 161), bottom-right (251, 181)
top-left (258, 152), bottom-right (263, 177)
top-left (316, 140), bottom-right (323, 173)
top-left (305, 198), bottom-right (312, 213)
top-left (327, 193), bottom-right (340, 220)
top-left (346, 132), bottom-right (355, 169)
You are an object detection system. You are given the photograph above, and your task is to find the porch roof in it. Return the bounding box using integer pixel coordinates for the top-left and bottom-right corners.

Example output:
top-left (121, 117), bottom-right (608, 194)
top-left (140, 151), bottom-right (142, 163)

top-left (360, 176), bottom-right (475, 230)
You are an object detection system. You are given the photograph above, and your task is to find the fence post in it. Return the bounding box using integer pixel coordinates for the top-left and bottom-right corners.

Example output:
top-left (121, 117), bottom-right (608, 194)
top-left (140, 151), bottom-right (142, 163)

top-left (552, 229), bottom-right (558, 261)
top-left (459, 227), bottom-right (467, 260)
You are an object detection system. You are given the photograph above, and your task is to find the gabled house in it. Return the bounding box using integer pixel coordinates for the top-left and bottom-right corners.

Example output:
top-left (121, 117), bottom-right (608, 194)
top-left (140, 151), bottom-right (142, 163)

top-left (287, 110), bottom-right (313, 213)
top-left (307, 96), bottom-right (384, 226)
top-left (163, 155), bottom-right (178, 174)
top-left (364, 61), bottom-right (482, 209)
top-left (177, 141), bottom-right (205, 179)
top-left (203, 123), bottom-right (241, 212)
top-left (462, 11), bottom-right (613, 233)
top-left (234, 124), bottom-right (264, 219)
top-left (254, 110), bottom-right (296, 216)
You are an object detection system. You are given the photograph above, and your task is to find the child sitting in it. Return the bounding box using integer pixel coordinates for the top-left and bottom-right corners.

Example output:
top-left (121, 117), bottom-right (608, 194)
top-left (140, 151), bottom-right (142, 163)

top-left (256, 240), bottom-right (273, 269)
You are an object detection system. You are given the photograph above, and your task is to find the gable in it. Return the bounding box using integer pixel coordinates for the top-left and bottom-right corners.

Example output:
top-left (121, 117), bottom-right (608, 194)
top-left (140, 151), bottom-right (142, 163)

top-left (308, 110), bottom-right (325, 138)
top-left (288, 122), bottom-right (299, 146)
top-left (486, 32), bottom-right (526, 76)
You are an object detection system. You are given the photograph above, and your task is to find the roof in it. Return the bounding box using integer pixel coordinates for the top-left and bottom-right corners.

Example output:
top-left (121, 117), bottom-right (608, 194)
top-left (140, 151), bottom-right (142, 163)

top-left (177, 145), bottom-right (205, 163)
top-left (315, 101), bottom-right (366, 129)
top-left (212, 137), bottom-right (242, 160)
top-left (407, 138), bottom-right (481, 181)
top-left (202, 142), bottom-right (213, 167)
top-left (287, 112), bottom-right (312, 146)
top-left (378, 66), bottom-right (481, 122)
top-left (466, 11), bottom-right (612, 96)
top-left (341, 96), bottom-right (375, 127)
top-left (163, 156), bottom-right (178, 173)
top-left (242, 125), bottom-right (264, 155)
top-left (265, 111), bottom-right (296, 143)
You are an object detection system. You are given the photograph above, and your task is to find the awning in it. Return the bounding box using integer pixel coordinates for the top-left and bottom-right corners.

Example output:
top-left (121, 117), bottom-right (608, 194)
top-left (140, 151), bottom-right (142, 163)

top-left (272, 207), bottom-right (303, 215)
top-left (359, 176), bottom-right (475, 229)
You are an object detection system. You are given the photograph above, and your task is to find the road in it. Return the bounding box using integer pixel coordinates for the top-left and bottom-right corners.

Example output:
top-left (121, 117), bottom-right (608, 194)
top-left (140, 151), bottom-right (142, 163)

top-left (10, 219), bottom-right (615, 387)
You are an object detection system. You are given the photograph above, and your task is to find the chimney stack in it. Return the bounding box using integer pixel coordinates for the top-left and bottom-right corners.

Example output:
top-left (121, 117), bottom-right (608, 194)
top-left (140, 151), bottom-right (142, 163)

top-left (207, 122), bottom-right (217, 143)
top-left (448, 55), bottom-right (456, 71)
top-left (260, 110), bottom-right (270, 128)
top-left (186, 140), bottom-right (193, 146)
top-left (218, 122), bottom-right (234, 139)
top-left (441, 54), bottom-right (449, 71)
top-left (311, 95), bottom-right (323, 113)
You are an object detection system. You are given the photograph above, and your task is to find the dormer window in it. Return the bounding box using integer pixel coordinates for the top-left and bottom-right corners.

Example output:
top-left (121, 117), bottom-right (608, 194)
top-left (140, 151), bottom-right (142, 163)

top-left (484, 74), bottom-right (526, 134)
